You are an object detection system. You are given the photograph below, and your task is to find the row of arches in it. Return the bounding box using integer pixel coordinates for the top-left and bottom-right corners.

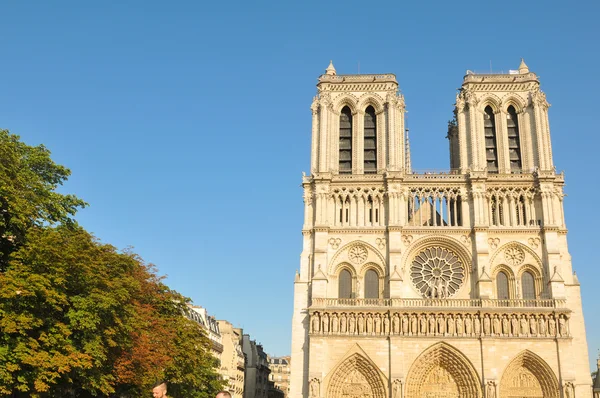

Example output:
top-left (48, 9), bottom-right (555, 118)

top-left (322, 343), bottom-right (559, 398)
top-left (338, 267), bottom-right (381, 300)
top-left (339, 106), bottom-right (378, 174)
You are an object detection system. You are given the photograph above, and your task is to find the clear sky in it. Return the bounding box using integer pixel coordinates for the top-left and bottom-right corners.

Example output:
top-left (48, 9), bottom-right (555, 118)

top-left (1, 1), bottom-right (599, 370)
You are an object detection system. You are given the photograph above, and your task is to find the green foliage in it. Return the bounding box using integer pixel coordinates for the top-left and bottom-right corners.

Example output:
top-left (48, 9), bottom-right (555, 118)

top-left (0, 129), bottom-right (87, 272)
top-left (0, 132), bottom-right (224, 397)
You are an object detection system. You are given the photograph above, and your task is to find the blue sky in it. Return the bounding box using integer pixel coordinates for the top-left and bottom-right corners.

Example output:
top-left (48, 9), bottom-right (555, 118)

top-left (1, 1), bottom-right (599, 369)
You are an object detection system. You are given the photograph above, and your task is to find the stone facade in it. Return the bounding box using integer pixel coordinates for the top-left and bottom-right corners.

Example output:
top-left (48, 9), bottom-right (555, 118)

top-left (218, 320), bottom-right (246, 398)
top-left (269, 356), bottom-right (291, 398)
top-left (289, 61), bottom-right (593, 398)
top-left (186, 305), bottom-right (224, 364)
top-left (243, 335), bottom-right (271, 398)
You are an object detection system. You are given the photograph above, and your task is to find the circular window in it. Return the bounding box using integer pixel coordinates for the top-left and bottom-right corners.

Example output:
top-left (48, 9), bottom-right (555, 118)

top-left (410, 246), bottom-right (465, 298)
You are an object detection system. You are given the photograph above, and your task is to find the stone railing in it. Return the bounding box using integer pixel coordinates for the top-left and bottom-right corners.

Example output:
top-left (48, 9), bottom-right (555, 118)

top-left (308, 310), bottom-right (570, 339)
top-left (310, 298), bottom-right (565, 309)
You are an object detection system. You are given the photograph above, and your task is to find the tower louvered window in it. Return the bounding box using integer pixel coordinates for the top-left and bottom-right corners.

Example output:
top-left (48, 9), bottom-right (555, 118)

top-left (507, 106), bottom-right (522, 172)
top-left (521, 271), bottom-right (536, 300)
top-left (339, 106), bottom-right (352, 173)
top-left (484, 106), bottom-right (499, 173)
top-left (339, 269), bottom-right (352, 299)
top-left (364, 269), bottom-right (379, 299)
top-left (496, 271), bottom-right (510, 300)
top-left (364, 106), bottom-right (377, 173)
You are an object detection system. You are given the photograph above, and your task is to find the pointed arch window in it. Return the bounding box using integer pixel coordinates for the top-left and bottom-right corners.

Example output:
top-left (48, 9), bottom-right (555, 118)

top-left (364, 106), bottom-right (377, 173)
top-left (484, 106), bottom-right (499, 173)
top-left (521, 271), bottom-right (536, 300)
top-left (507, 106), bottom-right (522, 172)
top-left (339, 106), bottom-right (353, 174)
top-left (339, 269), bottom-right (353, 299)
top-left (496, 271), bottom-right (510, 300)
top-left (364, 269), bottom-right (379, 299)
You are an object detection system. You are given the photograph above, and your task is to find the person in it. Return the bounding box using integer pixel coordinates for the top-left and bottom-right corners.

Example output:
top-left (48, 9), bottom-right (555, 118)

top-left (216, 391), bottom-right (233, 398)
top-left (152, 381), bottom-right (168, 398)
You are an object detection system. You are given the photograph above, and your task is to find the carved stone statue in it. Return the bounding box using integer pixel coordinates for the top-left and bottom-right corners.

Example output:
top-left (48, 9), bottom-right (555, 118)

top-left (349, 315), bottom-right (356, 334)
top-left (402, 314), bottom-right (409, 335)
top-left (340, 314), bottom-right (347, 333)
top-left (429, 315), bottom-right (436, 335)
top-left (474, 315), bottom-right (481, 335)
top-left (502, 315), bottom-right (509, 335)
top-left (538, 315), bottom-right (546, 336)
top-left (410, 315), bottom-right (418, 335)
top-left (486, 381), bottom-right (496, 398)
top-left (310, 378), bottom-right (320, 398)
top-left (312, 313), bottom-right (320, 333)
top-left (332, 313), bottom-right (338, 333)
top-left (392, 379), bottom-right (402, 398)
top-left (393, 314), bottom-right (400, 334)
top-left (548, 315), bottom-right (556, 336)
top-left (492, 315), bottom-right (501, 336)
top-left (358, 314), bottom-right (365, 334)
top-left (420, 315), bottom-right (427, 335)
top-left (447, 315), bottom-right (455, 335)
top-left (366, 314), bottom-right (373, 334)
top-left (483, 314), bottom-right (491, 335)
top-left (465, 315), bottom-right (472, 335)
top-left (511, 315), bottom-right (519, 336)
top-left (529, 315), bottom-right (537, 335)
top-left (456, 315), bottom-right (463, 335)
top-left (564, 382), bottom-right (574, 398)
top-left (384, 315), bottom-right (390, 335)
top-left (520, 315), bottom-right (528, 336)
top-left (374, 314), bottom-right (381, 334)
top-left (437, 315), bottom-right (446, 334)
top-left (322, 313), bottom-right (329, 333)
top-left (559, 315), bottom-right (568, 337)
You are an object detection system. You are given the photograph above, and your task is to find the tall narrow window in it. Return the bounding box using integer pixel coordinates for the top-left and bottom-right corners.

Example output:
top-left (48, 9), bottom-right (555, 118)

top-left (364, 269), bottom-right (379, 299)
top-left (507, 106), bottom-right (522, 172)
top-left (484, 106), bottom-right (499, 173)
top-left (496, 271), bottom-right (510, 300)
top-left (521, 271), bottom-right (536, 300)
top-left (364, 106), bottom-right (377, 173)
top-left (339, 107), bottom-right (353, 173)
top-left (338, 269), bottom-right (353, 299)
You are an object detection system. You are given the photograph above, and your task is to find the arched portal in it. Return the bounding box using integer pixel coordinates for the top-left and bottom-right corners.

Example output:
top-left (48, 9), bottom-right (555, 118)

top-left (326, 353), bottom-right (386, 398)
top-left (404, 342), bottom-right (482, 398)
top-left (499, 350), bottom-right (559, 398)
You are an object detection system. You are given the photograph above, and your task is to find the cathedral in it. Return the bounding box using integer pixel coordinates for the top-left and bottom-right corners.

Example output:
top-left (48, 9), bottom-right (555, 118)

top-left (289, 60), bottom-right (593, 398)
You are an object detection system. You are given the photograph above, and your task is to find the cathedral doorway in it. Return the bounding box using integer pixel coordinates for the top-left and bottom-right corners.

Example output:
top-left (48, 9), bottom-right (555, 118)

top-left (325, 352), bottom-right (387, 398)
top-left (499, 351), bottom-right (559, 398)
top-left (404, 342), bottom-right (481, 398)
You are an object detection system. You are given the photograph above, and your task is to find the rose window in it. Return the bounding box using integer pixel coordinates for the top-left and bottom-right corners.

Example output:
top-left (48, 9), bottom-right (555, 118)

top-left (348, 245), bottom-right (368, 264)
top-left (410, 246), bottom-right (465, 298)
top-left (504, 246), bottom-right (525, 266)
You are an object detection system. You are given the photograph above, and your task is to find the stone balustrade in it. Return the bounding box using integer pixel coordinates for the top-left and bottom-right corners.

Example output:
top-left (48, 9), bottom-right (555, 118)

top-left (310, 298), bottom-right (566, 309)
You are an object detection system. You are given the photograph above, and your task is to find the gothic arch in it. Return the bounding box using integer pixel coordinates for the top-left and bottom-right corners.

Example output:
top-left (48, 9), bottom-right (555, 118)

top-left (334, 94), bottom-right (359, 115)
top-left (502, 94), bottom-right (527, 113)
top-left (404, 342), bottom-right (482, 398)
top-left (492, 264), bottom-right (516, 299)
top-left (325, 345), bottom-right (387, 398)
top-left (357, 93), bottom-right (385, 114)
top-left (499, 350), bottom-right (559, 398)
top-left (332, 262), bottom-right (358, 279)
top-left (329, 241), bottom-right (386, 276)
top-left (478, 93), bottom-right (502, 113)
top-left (490, 241), bottom-right (543, 270)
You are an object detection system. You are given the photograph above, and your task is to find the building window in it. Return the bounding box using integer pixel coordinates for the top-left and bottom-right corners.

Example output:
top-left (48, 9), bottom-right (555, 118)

top-left (339, 106), bottom-right (353, 173)
top-left (364, 269), bottom-right (379, 299)
top-left (507, 106), bottom-right (522, 172)
top-left (484, 106), bottom-right (498, 173)
top-left (338, 269), bottom-right (353, 299)
top-left (522, 271), bottom-right (536, 300)
top-left (496, 271), bottom-right (510, 300)
top-left (364, 106), bottom-right (377, 173)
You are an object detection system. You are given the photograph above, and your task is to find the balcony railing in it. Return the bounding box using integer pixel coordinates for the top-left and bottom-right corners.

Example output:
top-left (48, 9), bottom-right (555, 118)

top-left (310, 298), bottom-right (565, 309)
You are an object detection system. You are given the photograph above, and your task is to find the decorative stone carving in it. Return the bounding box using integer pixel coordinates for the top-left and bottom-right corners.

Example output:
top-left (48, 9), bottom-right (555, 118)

top-left (486, 381), bottom-right (497, 398)
top-left (559, 314), bottom-right (568, 337)
top-left (410, 246), bottom-right (465, 298)
top-left (488, 238), bottom-right (500, 250)
top-left (310, 378), bottom-right (320, 398)
top-left (504, 246), bottom-right (525, 266)
top-left (348, 245), bottom-right (368, 264)
top-left (322, 313), bottom-right (329, 333)
top-left (329, 238), bottom-right (342, 249)
top-left (383, 315), bottom-right (390, 334)
top-left (483, 314), bottom-right (491, 335)
top-left (465, 315), bottom-right (472, 335)
top-left (564, 381), bottom-right (574, 398)
top-left (312, 313), bottom-right (320, 333)
top-left (332, 313), bottom-right (338, 333)
top-left (392, 379), bottom-right (402, 398)
top-left (375, 238), bottom-right (386, 249)
top-left (402, 235), bottom-right (413, 246)
top-left (528, 237), bottom-right (541, 249)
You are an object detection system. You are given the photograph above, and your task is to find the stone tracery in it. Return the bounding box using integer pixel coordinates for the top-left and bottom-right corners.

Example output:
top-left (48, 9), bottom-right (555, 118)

top-left (410, 246), bottom-right (465, 298)
top-left (326, 353), bottom-right (387, 398)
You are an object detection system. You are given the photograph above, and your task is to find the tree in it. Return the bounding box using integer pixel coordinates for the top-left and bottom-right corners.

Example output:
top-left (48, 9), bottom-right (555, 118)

top-left (0, 129), bottom-right (86, 272)
top-left (0, 226), bottom-right (223, 397)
